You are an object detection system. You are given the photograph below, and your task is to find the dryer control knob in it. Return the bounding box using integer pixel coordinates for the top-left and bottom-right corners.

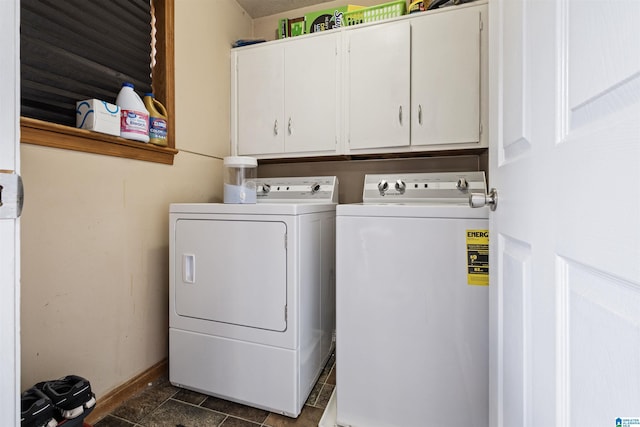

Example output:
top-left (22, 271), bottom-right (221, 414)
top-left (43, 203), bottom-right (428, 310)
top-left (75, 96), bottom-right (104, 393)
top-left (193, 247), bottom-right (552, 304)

top-left (262, 183), bottom-right (271, 193)
top-left (311, 183), bottom-right (321, 193)
top-left (378, 180), bottom-right (389, 195)
top-left (395, 179), bottom-right (406, 194)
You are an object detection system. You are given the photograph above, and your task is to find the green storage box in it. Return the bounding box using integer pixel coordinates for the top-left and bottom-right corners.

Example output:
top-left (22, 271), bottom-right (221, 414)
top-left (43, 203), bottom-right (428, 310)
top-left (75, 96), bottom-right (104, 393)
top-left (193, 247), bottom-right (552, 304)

top-left (289, 17), bottom-right (305, 37)
top-left (278, 18), bottom-right (288, 39)
top-left (278, 16), bottom-right (305, 39)
top-left (305, 4), bottom-right (363, 33)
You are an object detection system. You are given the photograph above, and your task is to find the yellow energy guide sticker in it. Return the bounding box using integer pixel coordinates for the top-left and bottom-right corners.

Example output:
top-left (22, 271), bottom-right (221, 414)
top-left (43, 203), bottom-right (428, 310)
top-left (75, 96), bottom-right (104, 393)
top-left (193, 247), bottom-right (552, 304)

top-left (466, 229), bottom-right (489, 286)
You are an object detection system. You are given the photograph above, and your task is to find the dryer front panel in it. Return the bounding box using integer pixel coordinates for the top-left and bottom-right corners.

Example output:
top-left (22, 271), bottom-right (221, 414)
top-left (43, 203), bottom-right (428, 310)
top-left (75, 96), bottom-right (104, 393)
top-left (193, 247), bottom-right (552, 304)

top-left (175, 219), bottom-right (287, 332)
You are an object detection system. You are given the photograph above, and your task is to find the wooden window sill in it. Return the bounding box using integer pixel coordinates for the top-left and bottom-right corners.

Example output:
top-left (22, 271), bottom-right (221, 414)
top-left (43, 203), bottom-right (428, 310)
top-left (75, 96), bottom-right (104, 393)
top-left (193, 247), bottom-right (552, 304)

top-left (20, 117), bottom-right (178, 165)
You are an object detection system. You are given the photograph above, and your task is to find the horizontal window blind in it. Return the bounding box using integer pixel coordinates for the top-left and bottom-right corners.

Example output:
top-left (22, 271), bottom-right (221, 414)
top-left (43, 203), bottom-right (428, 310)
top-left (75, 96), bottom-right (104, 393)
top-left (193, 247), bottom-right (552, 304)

top-left (21, 0), bottom-right (153, 127)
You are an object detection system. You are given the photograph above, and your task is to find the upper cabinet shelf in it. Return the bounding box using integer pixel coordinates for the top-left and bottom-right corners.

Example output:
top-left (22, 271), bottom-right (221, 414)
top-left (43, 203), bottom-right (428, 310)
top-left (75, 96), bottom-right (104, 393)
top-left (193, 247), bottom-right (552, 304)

top-left (231, 1), bottom-right (488, 159)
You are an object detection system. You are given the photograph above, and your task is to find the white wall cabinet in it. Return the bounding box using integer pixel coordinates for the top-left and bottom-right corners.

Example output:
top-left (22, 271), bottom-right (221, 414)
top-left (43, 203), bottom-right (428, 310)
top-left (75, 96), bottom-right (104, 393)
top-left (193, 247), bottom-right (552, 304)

top-left (345, 3), bottom-right (487, 154)
top-left (345, 21), bottom-right (411, 151)
top-left (232, 33), bottom-right (340, 158)
top-left (411, 5), bottom-right (485, 148)
top-left (234, 44), bottom-right (284, 156)
top-left (231, 2), bottom-right (487, 159)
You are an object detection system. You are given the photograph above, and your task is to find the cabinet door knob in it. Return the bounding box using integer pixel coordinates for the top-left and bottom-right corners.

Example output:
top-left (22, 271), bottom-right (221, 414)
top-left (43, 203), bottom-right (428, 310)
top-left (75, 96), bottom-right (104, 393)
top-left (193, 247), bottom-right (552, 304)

top-left (418, 104), bottom-right (423, 125)
top-left (399, 106), bottom-right (403, 125)
top-left (288, 117), bottom-right (292, 135)
top-left (274, 119), bottom-right (278, 136)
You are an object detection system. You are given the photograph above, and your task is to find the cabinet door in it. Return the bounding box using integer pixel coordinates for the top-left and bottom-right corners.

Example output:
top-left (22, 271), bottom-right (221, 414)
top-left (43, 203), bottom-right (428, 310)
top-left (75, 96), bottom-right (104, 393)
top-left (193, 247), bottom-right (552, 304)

top-left (411, 6), bottom-right (483, 147)
top-left (285, 33), bottom-right (340, 154)
top-left (236, 45), bottom-right (285, 155)
top-left (346, 21), bottom-right (411, 151)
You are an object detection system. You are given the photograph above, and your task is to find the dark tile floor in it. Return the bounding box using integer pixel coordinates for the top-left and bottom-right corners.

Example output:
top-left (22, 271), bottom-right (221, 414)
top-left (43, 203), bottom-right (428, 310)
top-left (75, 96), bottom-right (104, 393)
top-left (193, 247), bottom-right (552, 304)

top-left (94, 353), bottom-right (335, 427)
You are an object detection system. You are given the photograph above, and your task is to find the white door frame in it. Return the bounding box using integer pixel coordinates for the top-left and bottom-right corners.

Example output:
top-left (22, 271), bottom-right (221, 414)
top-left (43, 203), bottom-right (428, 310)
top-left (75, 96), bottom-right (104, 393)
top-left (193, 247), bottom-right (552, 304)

top-left (0, 0), bottom-right (21, 425)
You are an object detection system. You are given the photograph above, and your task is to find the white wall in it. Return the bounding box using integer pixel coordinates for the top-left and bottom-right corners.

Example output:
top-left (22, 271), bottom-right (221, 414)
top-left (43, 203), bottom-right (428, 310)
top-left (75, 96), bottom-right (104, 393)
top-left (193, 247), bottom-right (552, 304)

top-left (20, 0), bottom-right (252, 398)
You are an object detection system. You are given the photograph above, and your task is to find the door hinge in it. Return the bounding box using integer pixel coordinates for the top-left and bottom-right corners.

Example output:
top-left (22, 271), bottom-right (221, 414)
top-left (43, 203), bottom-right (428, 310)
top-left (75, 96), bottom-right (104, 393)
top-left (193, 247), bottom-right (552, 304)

top-left (284, 305), bottom-right (288, 322)
top-left (480, 15), bottom-right (484, 31)
top-left (284, 232), bottom-right (288, 250)
top-left (480, 122), bottom-right (483, 135)
top-left (0, 172), bottom-right (23, 219)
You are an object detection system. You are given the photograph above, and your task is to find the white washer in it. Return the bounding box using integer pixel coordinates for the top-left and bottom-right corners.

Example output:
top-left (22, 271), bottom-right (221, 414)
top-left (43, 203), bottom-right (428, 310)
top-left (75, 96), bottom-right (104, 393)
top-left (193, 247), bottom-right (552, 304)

top-left (169, 176), bottom-right (338, 417)
top-left (336, 172), bottom-right (489, 427)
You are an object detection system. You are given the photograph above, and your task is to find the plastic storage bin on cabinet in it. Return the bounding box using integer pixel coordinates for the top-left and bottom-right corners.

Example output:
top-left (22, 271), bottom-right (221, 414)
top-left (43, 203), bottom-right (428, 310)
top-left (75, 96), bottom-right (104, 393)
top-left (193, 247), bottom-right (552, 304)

top-left (344, 0), bottom-right (406, 26)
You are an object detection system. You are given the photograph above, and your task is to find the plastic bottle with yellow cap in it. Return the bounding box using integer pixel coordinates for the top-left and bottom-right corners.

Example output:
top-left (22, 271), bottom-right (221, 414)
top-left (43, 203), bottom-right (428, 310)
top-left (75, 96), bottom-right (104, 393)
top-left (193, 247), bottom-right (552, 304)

top-left (143, 93), bottom-right (169, 146)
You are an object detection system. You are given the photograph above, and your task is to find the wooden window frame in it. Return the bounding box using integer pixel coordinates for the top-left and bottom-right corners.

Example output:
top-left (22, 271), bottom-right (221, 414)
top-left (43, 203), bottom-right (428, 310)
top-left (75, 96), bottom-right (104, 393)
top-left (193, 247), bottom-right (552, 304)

top-left (20, 0), bottom-right (177, 165)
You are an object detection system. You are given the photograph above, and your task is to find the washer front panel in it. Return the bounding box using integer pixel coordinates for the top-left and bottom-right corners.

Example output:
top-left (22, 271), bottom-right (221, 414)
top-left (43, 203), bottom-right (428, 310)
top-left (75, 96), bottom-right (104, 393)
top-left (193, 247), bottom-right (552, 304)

top-left (335, 203), bottom-right (489, 426)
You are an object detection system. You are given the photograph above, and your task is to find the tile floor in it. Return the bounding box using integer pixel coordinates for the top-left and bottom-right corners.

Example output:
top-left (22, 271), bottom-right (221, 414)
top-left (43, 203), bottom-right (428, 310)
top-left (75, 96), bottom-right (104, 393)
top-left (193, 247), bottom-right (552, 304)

top-left (93, 352), bottom-right (335, 427)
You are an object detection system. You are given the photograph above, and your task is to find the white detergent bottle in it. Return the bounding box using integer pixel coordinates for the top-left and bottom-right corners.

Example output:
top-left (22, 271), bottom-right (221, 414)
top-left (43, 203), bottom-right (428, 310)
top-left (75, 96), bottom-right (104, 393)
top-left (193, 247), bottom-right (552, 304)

top-left (116, 82), bottom-right (150, 143)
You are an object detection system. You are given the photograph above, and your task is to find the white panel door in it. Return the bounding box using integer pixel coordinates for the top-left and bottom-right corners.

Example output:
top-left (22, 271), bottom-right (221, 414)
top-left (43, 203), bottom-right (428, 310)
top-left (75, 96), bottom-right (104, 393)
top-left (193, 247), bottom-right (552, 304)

top-left (175, 219), bottom-right (287, 332)
top-left (285, 33), bottom-right (340, 155)
top-left (346, 21), bottom-right (410, 151)
top-left (236, 45), bottom-right (285, 155)
top-left (489, 1), bottom-right (640, 426)
top-left (411, 5), bottom-right (483, 147)
top-left (0, 0), bottom-right (20, 425)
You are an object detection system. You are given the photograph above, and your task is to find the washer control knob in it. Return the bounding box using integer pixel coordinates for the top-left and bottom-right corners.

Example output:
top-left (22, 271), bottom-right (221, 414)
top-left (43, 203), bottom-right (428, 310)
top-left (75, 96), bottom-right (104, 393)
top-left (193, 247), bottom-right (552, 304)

top-left (262, 183), bottom-right (271, 193)
top-left (378, 180), bottom-right (389, 195)
top-left (395, 179), bottom-right (406, 194)
top-left (456, 178), bottom-right (469, 191)
top-left (311, 183), bottom-right (321, 194)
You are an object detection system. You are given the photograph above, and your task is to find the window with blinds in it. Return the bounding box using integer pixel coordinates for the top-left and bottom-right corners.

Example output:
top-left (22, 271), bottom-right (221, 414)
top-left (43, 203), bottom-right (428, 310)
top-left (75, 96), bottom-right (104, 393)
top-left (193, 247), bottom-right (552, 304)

top-left (21, 0), bottom-right (154, 127)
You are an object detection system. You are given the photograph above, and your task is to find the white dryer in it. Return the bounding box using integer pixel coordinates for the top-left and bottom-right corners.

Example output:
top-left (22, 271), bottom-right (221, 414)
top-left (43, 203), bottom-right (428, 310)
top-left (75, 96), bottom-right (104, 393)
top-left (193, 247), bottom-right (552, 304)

top-left (336, 172), bottom-right (489, 427)
top-left (169, 176), bottom-right (338, 417)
